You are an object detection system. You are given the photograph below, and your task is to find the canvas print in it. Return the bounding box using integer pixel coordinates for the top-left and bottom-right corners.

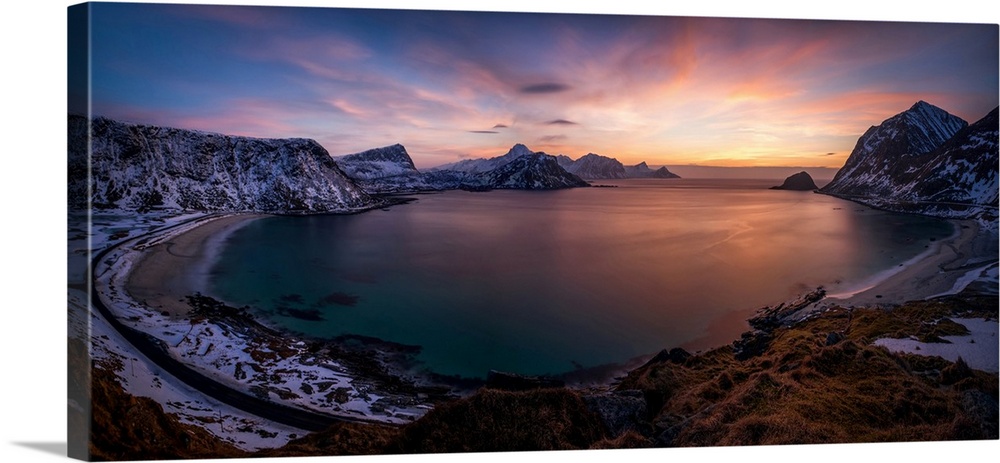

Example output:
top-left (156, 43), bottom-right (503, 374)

top-left (67, 2), bottom-right (999, 461)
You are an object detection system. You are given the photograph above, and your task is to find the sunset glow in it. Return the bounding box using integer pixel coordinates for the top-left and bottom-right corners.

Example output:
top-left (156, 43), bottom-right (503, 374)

top-left (80, 3), bottom-right (999, 169)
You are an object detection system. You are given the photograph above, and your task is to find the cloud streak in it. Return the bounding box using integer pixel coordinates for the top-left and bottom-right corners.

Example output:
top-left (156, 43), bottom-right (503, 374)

top-left (520, 83), bottom-right (572, 94)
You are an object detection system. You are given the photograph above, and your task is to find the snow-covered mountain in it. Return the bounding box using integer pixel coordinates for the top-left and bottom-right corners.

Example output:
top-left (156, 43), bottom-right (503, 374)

top-left (477, 152), bottom-right (590, 190)
top-left (821, 101), bottom-right (967, 197)
top-left (624, 162), bottom-right (681, 179)
top-left (68, 115), bottom-right (374, 213)
top-left (333, 142), bottom-right (588, 192)
top-left (430, 143), bottom-right (535, 174)
top-left (557, 153), bottom-right (628, 179)
top-left (333, 143), bottom-right (419, 180)
top-left (819, 102), bottom-right (998, 219)
top-left (897, 107), bottom-right (998, 208)
top-left (426, 144), bottom-right (589, 190)
top-left (332, 143), bottom-right (442, 193)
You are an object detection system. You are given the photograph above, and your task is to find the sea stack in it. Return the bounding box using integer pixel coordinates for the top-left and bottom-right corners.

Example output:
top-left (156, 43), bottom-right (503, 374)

top-left (770, 171), bottom-right (819, 191)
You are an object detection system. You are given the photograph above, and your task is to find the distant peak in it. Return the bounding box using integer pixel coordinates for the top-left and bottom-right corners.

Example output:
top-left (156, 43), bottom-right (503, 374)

top-left (506, 143), bottom-right (534, 157)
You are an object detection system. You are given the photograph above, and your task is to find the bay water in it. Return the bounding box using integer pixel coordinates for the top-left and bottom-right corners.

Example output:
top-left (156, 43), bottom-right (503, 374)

top-left (208, 179), bottom-right (953, 379)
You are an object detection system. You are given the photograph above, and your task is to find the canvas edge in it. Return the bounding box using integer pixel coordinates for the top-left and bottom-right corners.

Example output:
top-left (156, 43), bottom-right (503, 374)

top-left (67, 2), bottom-right (92, 461)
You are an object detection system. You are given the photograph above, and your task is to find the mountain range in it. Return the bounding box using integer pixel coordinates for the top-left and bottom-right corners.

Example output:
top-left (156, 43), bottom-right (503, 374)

top-left (553, 154), bottom-right (682, 180)
top-left (336, 143), bottom-right (590, 192)
top-left (71, 100), bottom-right (997, 219)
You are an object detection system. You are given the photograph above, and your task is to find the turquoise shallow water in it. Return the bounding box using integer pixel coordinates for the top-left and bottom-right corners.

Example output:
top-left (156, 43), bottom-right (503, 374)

top-left (208, 179), bottom-right (953, 379)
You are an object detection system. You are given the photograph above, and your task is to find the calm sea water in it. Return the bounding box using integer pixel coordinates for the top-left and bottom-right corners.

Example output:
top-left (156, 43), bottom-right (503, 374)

top-left (208, 179), bottom-right (953, 378)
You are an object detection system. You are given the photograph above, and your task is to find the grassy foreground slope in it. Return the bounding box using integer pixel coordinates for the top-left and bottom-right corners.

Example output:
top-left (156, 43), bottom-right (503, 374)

top-left (618, 295), bottom-right (997, 446)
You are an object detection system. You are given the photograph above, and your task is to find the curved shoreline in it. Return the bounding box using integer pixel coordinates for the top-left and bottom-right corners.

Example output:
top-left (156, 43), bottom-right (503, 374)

top-left (823, 219), bottom-right (997, 308)
top-left (125, 213), bottom-right (266, 317)
top-left (93, 213), bottom-right (437, 431)
top-left (91, 215), bottom-right (350, 431)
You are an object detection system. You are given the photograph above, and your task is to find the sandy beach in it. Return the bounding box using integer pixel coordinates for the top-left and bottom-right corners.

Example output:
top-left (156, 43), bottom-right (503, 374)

top-left (126, 213), bottom-right (266, 317)
top-left (824, 219), bottom-right (998, 308)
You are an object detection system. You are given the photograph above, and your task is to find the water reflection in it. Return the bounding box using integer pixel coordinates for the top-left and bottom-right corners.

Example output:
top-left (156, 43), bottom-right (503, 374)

top-left (210, 179), bottom-right (952, 378)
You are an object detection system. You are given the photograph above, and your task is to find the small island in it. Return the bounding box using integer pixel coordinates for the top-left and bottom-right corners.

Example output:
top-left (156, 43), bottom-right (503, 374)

top-left (770, 171), bottom-right (819, 190)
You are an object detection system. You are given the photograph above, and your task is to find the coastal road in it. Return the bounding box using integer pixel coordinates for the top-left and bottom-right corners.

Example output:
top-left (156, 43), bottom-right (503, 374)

top-left (88, 214), bottom-right (398, 432)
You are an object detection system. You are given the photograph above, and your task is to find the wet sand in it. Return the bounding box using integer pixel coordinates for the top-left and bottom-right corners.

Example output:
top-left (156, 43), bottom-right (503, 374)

top-left (126, 214), bottom-right (266, 316)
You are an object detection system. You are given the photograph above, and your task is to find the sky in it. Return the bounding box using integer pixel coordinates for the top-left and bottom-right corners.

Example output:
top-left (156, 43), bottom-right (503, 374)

top-left (77, 2), bottom-right (998, 169)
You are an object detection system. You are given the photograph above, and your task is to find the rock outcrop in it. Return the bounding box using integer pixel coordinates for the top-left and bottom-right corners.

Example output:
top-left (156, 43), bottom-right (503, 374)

top-left (770, 171), bottom-right (819, 191)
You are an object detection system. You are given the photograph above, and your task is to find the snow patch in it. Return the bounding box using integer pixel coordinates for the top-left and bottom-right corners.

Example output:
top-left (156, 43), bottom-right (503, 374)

top-left (874, 318), bottom-right (999, 373)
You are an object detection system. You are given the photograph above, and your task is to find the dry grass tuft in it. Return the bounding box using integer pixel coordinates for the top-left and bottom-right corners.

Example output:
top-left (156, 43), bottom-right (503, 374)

top-left (589, 430), bottom-right (651, 449)
top-left (259, 422), bottom-right (399, 457)
top-left (385, 388), bottom-right (607, 453)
